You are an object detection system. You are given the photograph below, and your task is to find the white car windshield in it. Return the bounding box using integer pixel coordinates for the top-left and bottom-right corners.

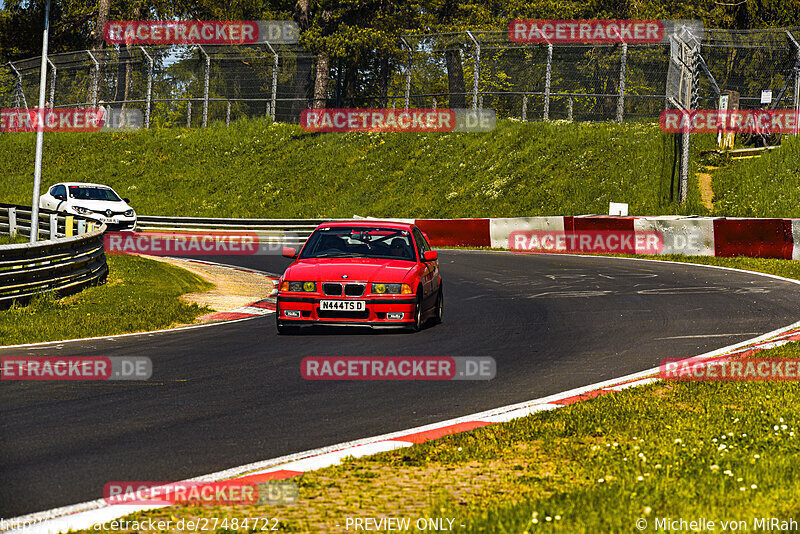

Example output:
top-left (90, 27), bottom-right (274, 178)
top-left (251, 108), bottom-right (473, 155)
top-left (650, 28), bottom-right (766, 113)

top-left (68, 186), bottom-right (121, 202)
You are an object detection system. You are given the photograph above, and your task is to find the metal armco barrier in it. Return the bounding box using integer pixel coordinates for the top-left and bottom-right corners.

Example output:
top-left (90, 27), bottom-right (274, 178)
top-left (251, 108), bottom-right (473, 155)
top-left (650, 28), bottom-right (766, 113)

top-left (0, 204), bottom-right (107, 307)
top-left (136, 215), bottom-right (329, 246)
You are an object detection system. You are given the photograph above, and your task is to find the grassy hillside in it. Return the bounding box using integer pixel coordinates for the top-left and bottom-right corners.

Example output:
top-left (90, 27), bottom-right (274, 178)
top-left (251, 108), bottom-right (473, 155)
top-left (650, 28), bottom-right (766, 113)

top-left (0, 117), bottom-right (776, 219)
top-left (711, 134), bottom-right (800, 218)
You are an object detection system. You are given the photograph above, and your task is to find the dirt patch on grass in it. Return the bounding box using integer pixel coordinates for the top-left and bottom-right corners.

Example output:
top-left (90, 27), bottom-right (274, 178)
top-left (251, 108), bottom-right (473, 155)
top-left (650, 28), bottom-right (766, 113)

top-left (146, 256), bottom-right (275, 312)
top-left (697, 167), bottom-right (716, 211)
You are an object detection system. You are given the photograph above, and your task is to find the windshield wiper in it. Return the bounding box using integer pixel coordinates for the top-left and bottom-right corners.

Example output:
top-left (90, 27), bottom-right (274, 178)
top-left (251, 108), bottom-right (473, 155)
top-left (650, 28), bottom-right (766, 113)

top-left (313, 252), bottom-right (365, 258)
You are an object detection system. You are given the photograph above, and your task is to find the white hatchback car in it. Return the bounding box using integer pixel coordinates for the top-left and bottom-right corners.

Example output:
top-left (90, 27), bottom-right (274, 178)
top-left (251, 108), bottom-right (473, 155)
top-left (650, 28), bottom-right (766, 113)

top-left (39, 182), bottom-right (137, 231)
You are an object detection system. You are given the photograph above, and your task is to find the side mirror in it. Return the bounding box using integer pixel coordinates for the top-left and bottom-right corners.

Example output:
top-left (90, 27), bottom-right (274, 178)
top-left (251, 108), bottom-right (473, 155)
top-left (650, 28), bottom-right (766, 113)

top-left (54, 194), bottom-right (65, 200)
top-left (282, 247), bottom-right (297, 259)
top-left (123, 197), bottom-right (130, 203)
top-left (423, 250), bottom-right (438, 262)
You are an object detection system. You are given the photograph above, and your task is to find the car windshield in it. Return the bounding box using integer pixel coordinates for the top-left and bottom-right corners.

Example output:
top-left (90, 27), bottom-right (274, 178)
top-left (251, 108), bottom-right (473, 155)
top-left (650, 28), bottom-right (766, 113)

top-left (299, 227), bottom-right (416, 261)
top-left (68, 186), bottom-right (121, 202)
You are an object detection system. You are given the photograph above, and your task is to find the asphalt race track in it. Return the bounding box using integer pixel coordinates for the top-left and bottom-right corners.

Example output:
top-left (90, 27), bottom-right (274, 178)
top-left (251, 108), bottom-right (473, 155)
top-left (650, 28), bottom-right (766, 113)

top-left (3, 251), bottom-right (800, 517)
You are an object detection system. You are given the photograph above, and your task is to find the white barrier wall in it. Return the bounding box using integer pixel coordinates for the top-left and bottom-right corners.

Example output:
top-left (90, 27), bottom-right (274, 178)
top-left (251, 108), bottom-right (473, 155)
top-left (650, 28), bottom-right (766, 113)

top-left (633, 217), bottom-right (716, 256)
top-left (489, 217), bottom-right (566, 249)
top-left (793, 220), bottom-right (800, 261)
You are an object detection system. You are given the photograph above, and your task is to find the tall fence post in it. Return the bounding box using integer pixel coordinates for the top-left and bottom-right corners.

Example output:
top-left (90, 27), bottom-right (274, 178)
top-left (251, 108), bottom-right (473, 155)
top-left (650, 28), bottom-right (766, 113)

top-left (787, 31), bottom-right (800, 136)
top-left (400, 37), bottom-right (412, 110)
top-left (616, 43), bottom-right (627, 123)
top-left (46, 56), bottom-right (56, 106)
top-left (568, 96), bottom-right (573, 121)
top-left (86, 50), bottom-right (99, 106)
top-left (466, 31), bottom-right (480, 110)
top-left (140, 46), bottom-right (153, 128)
top-left (8, 62), bottom-right (28, 108)
top-left (544, 43), bottom-right (553, 120)
top-left (432, 97), bottom-right (437, 109)
top-left (226, 100), bottom-right (231, 126)
top-left (49, 213), bottom-right (58, 239)
top-left (521, 94), bottom-right (527, 121)
top-left (264, 42), bottom-right (278, 121)
top-left (198, 45), bottom-right (210, 127)
top-left (8, 208), bottom-right (17, 238)
top-left (187, 100), bottom-right (192, 128)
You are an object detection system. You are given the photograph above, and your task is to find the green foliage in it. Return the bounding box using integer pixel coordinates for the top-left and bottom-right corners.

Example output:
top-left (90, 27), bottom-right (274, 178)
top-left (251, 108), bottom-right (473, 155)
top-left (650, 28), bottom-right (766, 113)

top-left (0, 117), bottom-right (713, 218)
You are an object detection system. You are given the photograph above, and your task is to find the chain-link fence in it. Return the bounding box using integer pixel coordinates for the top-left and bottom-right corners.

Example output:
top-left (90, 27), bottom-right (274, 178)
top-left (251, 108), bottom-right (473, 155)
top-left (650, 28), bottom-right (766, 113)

top-left (2, 26), bottom-right (799, 127)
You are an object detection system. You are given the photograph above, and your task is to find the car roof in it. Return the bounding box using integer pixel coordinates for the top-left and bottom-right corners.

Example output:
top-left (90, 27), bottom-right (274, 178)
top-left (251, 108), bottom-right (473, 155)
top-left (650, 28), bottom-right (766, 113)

top-left (317, 220), bottom-right (415, 230)
top-left (58, 182), bottom-right (115, 188)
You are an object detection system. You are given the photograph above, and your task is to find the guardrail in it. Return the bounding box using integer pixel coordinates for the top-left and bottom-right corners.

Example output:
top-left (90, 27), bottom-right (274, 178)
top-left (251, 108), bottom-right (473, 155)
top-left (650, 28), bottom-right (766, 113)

top-left (136, 215), bottom-right (330, 246)
top-left (0, 204), bottom-right (108, 307)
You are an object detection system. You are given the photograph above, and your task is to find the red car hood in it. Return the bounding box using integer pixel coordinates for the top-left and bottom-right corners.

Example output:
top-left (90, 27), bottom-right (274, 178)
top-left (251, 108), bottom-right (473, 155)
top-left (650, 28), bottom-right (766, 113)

top-left (285, 258), bottom-right (416, 283)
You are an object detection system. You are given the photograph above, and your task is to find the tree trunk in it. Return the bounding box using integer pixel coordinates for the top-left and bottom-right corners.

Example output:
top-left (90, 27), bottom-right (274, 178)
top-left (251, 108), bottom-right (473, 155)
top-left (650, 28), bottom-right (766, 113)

top-left (378, 53), bottom-right (390, 107)
top-left (93, 0), bottom-right (110, 51)
top-left (289, 0), bottom-right (314, 121)
top-left (313, 51), bottom-right (330, 108)
top-left (445, 49), bottom-right (466, 108)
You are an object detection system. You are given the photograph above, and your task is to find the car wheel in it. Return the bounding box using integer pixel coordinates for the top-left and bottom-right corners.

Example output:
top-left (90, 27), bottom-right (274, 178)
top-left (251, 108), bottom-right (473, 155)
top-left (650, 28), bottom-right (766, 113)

top-left (432, 285), bottom-right (443, 325)
top-left (410, 288), bottom-right (424, 332)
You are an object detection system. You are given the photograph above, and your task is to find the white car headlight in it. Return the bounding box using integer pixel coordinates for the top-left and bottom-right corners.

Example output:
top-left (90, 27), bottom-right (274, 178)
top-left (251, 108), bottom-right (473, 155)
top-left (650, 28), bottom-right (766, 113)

top-left (72, 206), bottom-right (92, 215)
top-left (124, 209), bottom-right (135, 217)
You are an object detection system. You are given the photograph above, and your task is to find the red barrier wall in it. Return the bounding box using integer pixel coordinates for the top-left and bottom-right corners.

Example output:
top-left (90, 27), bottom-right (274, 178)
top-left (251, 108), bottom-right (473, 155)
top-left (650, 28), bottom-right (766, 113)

top-left (713, 219), bottom-right (794, 259)
top-left (415, 219), bottom-right (491, 247)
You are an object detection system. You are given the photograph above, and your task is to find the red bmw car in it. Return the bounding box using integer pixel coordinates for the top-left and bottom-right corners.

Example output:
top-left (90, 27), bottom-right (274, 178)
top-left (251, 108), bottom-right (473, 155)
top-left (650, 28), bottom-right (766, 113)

top-left (276, 221), bottom-right (443, 333)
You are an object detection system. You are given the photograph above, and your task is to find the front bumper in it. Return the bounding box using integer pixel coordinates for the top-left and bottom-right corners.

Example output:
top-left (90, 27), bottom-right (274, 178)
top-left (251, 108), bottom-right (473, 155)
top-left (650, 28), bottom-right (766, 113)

top-left (81, 214), bottom-right (137, 231)
top-left (276, 295), bottom-right (416, 328)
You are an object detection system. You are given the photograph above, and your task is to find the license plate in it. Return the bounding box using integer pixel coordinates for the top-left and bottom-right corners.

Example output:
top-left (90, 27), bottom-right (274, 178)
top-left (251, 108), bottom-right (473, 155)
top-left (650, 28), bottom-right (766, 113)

top-left (102, 217), bottom-right (119, 224)
top-left (320, 300), bottom-right (365, 311)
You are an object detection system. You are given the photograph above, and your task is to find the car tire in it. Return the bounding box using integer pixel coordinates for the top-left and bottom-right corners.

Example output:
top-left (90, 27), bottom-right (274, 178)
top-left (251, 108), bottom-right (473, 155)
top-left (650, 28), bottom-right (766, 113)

top-left (409, 288), bottom-right (424, 332)
top-left (432, 285), bottom-right (443, 325)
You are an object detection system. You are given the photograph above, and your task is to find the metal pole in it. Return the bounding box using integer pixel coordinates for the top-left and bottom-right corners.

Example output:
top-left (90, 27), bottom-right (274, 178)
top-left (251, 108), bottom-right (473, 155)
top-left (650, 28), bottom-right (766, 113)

top-left (264, 42), bottom-right (278, 120)
top-left (544, 43), bottom-right (553, 120)
top-left (787, 31), bottom-right (800, 136)
top-left (8, 62), bottom-right (28, 108)
top-left (432, 97), bottom-right (437, 109)
top-left (86, 50), bottom-right (99, 106)
top-left (140, 46), bottom-right (153, 128)
top-left (198, 45), bottom-right (210, 127)
top-left (616, 43), bottom-right (627, 123)
top-left (46, 56), bottom-right (56, 106)
top-left (568, 96), bottom-right (573, 121)
top-left (400, 37), bottom-right (412, 110)
top-left (30, 0), bottom-right (52, 242)
top-left (226, 100), bottom-right (231, 125)
top-left (522, 94), bottom-right (527, 121)
top-left (187, 100), bottom-right (192, 128)
top-left (466, 31), bottom-right (479, 110)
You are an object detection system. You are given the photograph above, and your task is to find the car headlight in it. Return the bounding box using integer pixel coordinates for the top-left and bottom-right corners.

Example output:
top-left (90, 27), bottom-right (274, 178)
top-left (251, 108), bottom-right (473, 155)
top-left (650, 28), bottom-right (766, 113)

top-left (280, 281), bottom-right (316, 292)
top-left (124, 209), bottom-right (135, 217)
top-left (72, 206), bottom-right (92, 215)
top-left (371, 283), bottom-right (412, 295)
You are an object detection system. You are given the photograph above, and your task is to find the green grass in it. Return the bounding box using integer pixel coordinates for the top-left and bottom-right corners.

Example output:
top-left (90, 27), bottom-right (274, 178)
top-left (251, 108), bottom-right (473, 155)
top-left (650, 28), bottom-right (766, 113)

top-left (711, 133), bottom-right (800, 218)
top-left (0, 118), bottom-right (713, 218)
top-left (0, 234), bottom-right (27, 245)
top-left (0, 254), bottom-right (212, 346)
